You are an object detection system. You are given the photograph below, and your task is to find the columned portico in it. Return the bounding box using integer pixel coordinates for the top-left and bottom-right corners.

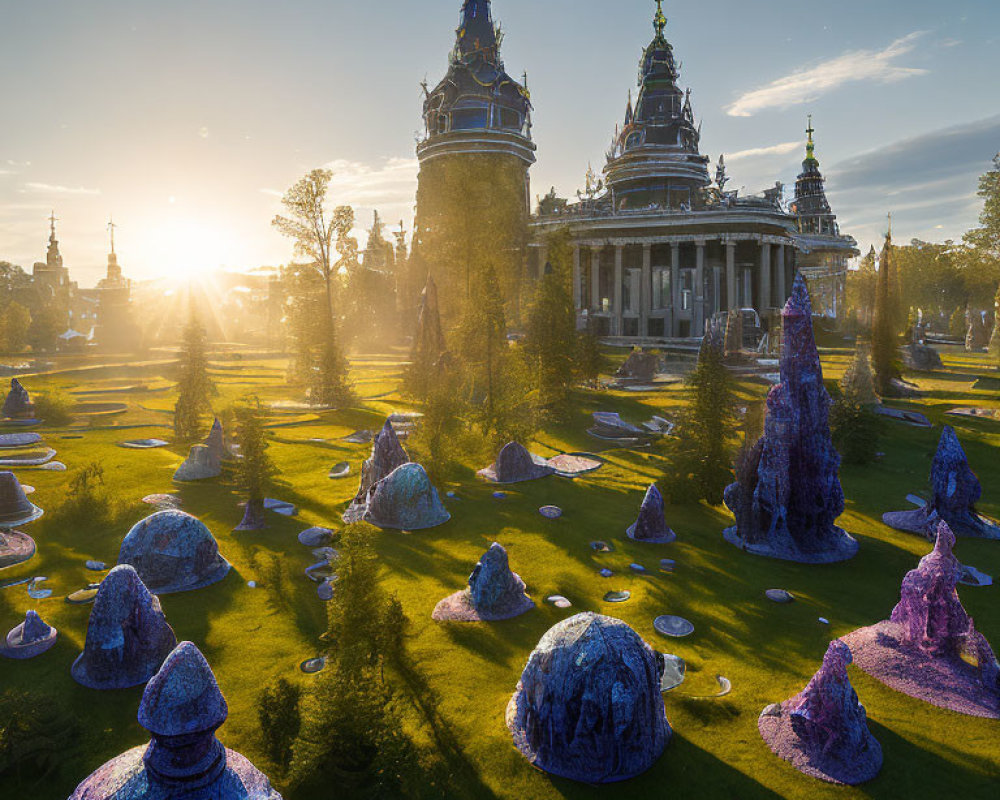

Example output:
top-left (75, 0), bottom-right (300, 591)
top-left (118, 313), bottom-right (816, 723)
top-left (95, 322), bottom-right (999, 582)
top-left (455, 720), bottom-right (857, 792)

top-left (613, 245), bottom-right (624, 335)
top-left (640, 243), bottom-right (652, 337)
top-left (759, 242), bottom-right (772, 311)
top-left (777, 245), bottom-right (787, 306)
top-left (725, 241), bottom-right (737, 312)
top-left (590, 249), bottom-right (600, 312)
top-left (694, 241), bottom-right (706, 334)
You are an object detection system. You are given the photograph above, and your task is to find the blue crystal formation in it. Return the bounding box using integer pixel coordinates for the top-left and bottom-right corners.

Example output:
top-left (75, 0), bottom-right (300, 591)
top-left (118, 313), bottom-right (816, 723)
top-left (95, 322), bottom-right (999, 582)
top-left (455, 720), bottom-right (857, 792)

top-left (343, 420), bottom-right (408, 523)
top-left (626, 484), bottom-right (676, 543)
top-left (724, 275), bottom-right (858, 563)
top-left (118, 510), bottom-right (231, 594)
top-left (759, 640), bottom-right (882, 784)
top-left (1, 609), bottom-right (58, 659)
top-left (886, 427), bottom-right (1000, 539)
top-left (69, 642), bottom-right (282, 799)
top-left (2, 378), bottom-right (32, 418)
top-left (485, 442), bottom-right (554, 483)
top-left (468, 543), bottom-right (533, 617)
top-left (507, 612), bottom-right (671, 783)
top-left (362, 463), bottom-right (450, 531)
top-left (71, 565), bottom-right (177, 690)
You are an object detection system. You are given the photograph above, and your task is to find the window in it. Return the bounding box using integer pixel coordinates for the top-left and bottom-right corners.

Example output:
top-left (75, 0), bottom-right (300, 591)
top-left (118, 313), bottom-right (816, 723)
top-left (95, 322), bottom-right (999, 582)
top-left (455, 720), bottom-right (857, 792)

top-left (499, 108), bottom-right (522, 130)
top-left (451, 106), bottom-right (489, 130)
top-left (652, 268), bottom-right (670, 310)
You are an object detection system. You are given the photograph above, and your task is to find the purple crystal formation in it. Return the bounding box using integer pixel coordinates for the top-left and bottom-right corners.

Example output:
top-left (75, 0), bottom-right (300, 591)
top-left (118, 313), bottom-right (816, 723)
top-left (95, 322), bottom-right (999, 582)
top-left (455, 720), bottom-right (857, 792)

top-left (71, 565), bottom-right (178, 690)
top-left (69, 641), bottom-right (282, 799)
top-left (759, 640), bottom-right (882, 785)
top-left (361, 462), bottom-right (450, 531)
top-left (506, 612), bottom-right (671, 783)
top-left (2, 378), bottom-right (33, 418)
top-left (626, 484), bottom-right (676, 543)
top-left (842, 523), bottom-right (1000, 718)
top-left (724, 275), bottom-right (858, 563)
top-left (118, 510), bottom-right (231, 594)
top-left (432, 542), bottom-right (534, 621)
top-left (883, 426), bottom-right (1000, 539)
top-left (1, 609), bottom-right (58, 660)
top-left (479, 441), bottom-right (554, 484)
top-left (343, 419), bottom-right (408, 523)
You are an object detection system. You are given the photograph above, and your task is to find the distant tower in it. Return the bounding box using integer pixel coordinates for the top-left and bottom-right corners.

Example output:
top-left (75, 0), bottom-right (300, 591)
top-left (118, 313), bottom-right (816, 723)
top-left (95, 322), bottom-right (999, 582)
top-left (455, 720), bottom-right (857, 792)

top-left (413, 0), bottom-right (536, 321)
top-left (603, 1), bottom-right (710, 210)
top-left (46, 211), bottom-right (64, 275)
top-left (790, 117), bottom-right (858, 318)
top-left (105, 216), bottom-right (123, 285)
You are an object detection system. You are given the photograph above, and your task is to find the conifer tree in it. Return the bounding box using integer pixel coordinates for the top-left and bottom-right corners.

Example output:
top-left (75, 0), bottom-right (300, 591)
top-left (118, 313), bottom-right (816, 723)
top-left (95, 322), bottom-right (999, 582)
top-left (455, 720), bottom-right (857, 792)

top-left (871, 231), bottom-right (901, 396)
top-left (403, 274), bottom-right (446, 402)
top-left (990, 284), bottom-right (1000, 368)
top-left (234, 399), bottom-right (275, 526)
top-left (173, 303), bottom-right (214, 441)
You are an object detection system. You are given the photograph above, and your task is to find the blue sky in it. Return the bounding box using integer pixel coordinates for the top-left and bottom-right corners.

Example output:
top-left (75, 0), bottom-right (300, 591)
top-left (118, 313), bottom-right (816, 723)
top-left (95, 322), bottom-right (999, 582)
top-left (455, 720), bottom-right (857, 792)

top-left (1, 0), bottom-right (997, 284)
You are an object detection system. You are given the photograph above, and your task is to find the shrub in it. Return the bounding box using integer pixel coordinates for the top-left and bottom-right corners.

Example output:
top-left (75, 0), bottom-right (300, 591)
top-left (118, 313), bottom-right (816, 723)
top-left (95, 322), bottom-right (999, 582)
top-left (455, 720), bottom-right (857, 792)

top-left (830, 391), bottom-right (882, 465)
top-left (32, 392), bottom-right (74, 427)
top-left (256, 679), bottom-right (302, 774)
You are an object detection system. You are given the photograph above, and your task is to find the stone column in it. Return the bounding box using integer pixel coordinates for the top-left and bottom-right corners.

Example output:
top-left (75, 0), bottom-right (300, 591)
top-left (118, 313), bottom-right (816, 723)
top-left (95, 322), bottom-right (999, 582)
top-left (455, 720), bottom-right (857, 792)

top-left (670, 243), bottom-right (681, 337)
top-left (613, 245), bottom-right (623, 335)
top-left (572, 245), bottom-right (581, 310)
top-left (590, 248), bottom-right (601, 312)
top-left (641, 243), bottom-right (652, 338)
top-left (759, 241), bottom-right (772, 312)
top-left (695, 240), bottom-right (706, 334)
top-left (725, 241), bottom-right (737, 311)
top-left (776, 244), bottom-right (787, 306)
top-left (538, 246), bottom-right (548, 280)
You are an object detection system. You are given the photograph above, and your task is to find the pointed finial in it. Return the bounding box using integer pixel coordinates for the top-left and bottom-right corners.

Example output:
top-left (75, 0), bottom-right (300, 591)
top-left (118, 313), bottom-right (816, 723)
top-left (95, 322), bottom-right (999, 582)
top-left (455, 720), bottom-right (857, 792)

top-left (887, 212), bottom-right (893, 239)
top-left (49, 210), bottom-right (57, 240)
top-left (805, 115), bottom-right (816, 161)
top-left (107, 215), bottom-right (117, 255)
top-left (654, 0), bottom-right (667, 39)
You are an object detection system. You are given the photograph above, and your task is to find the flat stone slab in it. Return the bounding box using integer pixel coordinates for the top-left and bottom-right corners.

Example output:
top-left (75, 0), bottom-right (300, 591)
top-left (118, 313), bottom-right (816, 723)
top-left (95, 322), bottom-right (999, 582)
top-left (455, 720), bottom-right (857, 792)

top-left (85, 560), bottom-right (107, 571)
top-left (300, 657), bottom-right (327, 674)
top-left (0, 433), bottom-right (42, 449)
top-left (599, 568), bottom-right (613, 578)
top-left (298, 527), bottom-right (334, 547)
top-left (630, 563), bottom-right (648, 574)
top-left (27, 577), bottom-right (52, 599)
top-left (660, 654), bottom-right (686, 691)
top-left (343, 430), bottom-right (373, 444)
top-left (766, 589), bottom-right (795, 604)
top-left (329, 462), bottom-right (351, 479)
top-left (66, 587), bottom-right (100, 605)
top-left (142, 494), bottom-right (182, 509)
top-left (653, 615), bottom-right (694, 638)
top-left (959, 565), bottom-right (993, 587)
top-left (874, 406), bottom-right (932, 427)
top-left (546, 453), bottom-right (603, 477)
top-left (0, 532), bottom-right (36, 570)
top-left (603, 590), bottom-right (630, 603)
top-left (660, 559), bottom-right (676, 572)
top-left (546, 595), bottom-right (572, 609)
top-left (538, 505), bottom-right (562, 519)
top-left (119, 439), bottom-right (170, 449)
top-left (0, 448), bottom-right (56, 466)
top-left (29, 461), bottom-right (66, 471)
top-left (263, 498), bottom-right (297, 516)
top-left (945, 407), bottom-right (1000, 422)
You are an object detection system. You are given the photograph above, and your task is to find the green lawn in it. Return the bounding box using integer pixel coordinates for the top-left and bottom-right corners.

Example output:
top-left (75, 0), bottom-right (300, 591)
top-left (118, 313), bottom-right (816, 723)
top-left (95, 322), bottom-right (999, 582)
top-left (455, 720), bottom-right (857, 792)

top-left (1, 346), bottom-right (998, 799)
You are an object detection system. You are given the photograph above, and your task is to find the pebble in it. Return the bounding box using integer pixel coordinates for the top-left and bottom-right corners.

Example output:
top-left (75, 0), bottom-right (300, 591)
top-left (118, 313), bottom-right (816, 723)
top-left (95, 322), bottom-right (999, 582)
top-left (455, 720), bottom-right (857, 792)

top-left (818, 617), bottom-right (830, 625)
top-left (317, 580), bottom-right (335, 601)
top-left (600, 568), bottom-right (613, 578)
top-left (603, 590), bottom-right (630, 603)
top-left (630, 563), bottom-right (648, 574)
top-left (85, 560), bottom-right (107, 571)
top-left (546, 595), bottom-right (572, 609)
top-left (298, 527), bottom-right (334, 547)
top-left (765, 589), bottom-right (795, 604)
top-left (659, 559), bottom-right (675, 572)
top-left (492, 491), bottom-right (507, 500)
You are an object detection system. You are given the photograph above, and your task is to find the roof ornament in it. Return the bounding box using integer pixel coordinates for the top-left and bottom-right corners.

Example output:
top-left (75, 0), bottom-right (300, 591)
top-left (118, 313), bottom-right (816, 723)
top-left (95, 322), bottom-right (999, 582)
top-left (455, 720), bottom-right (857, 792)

top-left (806, 114), bottom-right (816, 162)
top-left (654, 0), bottom-right (667, 40)
top-left (49, 210), bottom-right (58, 241)
top-left (107, 216), bottom-right (117, 256)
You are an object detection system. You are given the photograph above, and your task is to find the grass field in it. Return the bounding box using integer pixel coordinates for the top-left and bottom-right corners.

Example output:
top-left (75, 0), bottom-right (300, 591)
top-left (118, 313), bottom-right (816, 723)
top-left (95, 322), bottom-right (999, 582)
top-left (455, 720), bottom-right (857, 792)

top-left (0, 345), bottom-right (998, 800)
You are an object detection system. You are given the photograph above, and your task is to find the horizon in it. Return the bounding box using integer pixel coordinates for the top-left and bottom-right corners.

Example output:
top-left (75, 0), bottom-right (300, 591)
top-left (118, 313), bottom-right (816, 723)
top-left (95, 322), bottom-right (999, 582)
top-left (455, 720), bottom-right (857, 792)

top-left (1, 0), bottom-right (998, 286)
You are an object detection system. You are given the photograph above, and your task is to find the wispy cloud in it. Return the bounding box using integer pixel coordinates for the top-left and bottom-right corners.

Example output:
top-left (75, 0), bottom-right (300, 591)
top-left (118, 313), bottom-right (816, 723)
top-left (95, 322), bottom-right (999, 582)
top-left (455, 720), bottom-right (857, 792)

top-left (726, 141), bottom-right (802, 162)
top-left (23, 182), bottom-right (101, 196)
top-left (321, 157), bottom-right (419, 210)
top-left (726, 32), bottom-right (928, 117)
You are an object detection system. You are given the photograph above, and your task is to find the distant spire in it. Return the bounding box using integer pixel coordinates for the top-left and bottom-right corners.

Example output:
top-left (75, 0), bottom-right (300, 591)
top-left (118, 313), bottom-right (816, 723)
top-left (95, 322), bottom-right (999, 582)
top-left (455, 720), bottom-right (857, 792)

top-left (805, 115), bottom-right (817, 163)
top-left (624, 90), bottom-right (633, 126)
top-left (107, 215), bottom-right (117, 255)
top-left (49, 210), bottom-right (58, 242)
top-left (654, 0), bottom-right (667, 40)
top-left (887, 212), bottom-right (893, 240)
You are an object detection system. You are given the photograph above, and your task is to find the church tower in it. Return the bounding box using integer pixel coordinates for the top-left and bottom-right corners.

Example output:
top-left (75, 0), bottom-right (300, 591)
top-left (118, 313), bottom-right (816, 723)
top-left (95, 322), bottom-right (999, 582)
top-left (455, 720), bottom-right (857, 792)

top-left (412, 0), bottom-right (535, 322)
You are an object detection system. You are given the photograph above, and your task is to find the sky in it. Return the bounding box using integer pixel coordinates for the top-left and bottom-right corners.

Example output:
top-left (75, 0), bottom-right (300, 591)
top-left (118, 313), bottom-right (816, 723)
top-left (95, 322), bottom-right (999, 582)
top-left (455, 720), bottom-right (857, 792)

top-left (1, 0), bottom-right (998, 286)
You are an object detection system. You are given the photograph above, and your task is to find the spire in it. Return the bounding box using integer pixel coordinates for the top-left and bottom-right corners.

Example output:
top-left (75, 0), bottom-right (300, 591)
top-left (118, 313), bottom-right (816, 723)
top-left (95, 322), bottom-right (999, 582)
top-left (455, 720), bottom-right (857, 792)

top-left (654, 0), bottom-right (667, 41)
top-left (108, 216), bottom-right (116, 256)
top-left (49, 210), bottom-right (58, 243)
top-left (624, 90), bottom-right (633, 126)
top-left (805, 115), bottom-right (817, 163)
top-left (456, 0), bottom-right (497, 62)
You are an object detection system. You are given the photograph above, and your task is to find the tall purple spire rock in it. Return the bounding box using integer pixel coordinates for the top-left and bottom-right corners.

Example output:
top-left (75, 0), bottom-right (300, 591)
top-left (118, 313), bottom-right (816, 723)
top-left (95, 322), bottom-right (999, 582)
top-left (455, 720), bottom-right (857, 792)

top-left (626, 484), bottom-right (676, 543)
top-left (843, 523), bottom-right (1000, 718)
top-left (724, 274), bottom-right (858, 563)
top-left (343, 419), bottom-right (409, 523)
top-left (69, 642), bottom-right (282, 799)
top-left (883, 426), bottom-right (1000, 539)
top-left (759, 640), bottom-right (882, 784)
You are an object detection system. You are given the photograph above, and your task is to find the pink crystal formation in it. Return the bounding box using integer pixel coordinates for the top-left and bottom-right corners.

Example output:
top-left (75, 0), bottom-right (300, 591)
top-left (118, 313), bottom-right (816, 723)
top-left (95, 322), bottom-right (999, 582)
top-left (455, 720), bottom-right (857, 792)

top-left (724, 274), bottom-right (858, 563)
top-left (883, 426), bottom-right (1000, 539)
top-left (343, 419), bottom-right (408, 523)
top-left (759, 640), bottom-right (882, 784)
top-left (626, 484), bottom-right (676, 543)
top-left (69, 641), bottom-right (282, 799)
top-left (842, 522), bottom-right (1000, 718)
top-left (433, 542), bottom-right (534, 621)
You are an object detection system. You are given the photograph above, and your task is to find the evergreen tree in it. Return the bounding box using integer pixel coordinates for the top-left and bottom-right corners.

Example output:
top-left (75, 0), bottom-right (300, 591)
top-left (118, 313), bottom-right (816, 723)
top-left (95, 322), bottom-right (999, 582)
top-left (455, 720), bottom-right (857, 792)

top-left (523, 229), bottom-right (577, 419)
top-left (965, 154), bottom-right (1000, 262)
top-left (173, 304), bottom-right (214, 441)
top-left (830, 389), bottom-right (882, 466)
top-left (990, 284), bottom-right (1000, 368)
top-left (0, 302), bottom-right (30, 353)
top-left (403, 275), bottom-right (446, 402)
top-left (574, 330), bottom-right (604, 386)
top-left (871, 231), bottom-right (901, 396)
top-left (256, 679), bottom-right (301, 775)
top-left (233, 399), bottom-right (276, 523)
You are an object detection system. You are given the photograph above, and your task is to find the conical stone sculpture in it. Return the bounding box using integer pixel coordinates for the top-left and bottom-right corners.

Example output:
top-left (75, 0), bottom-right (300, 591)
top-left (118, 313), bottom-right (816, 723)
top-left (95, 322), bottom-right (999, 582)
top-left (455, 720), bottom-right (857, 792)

top-left (0, 470), bottom-right (43, 569)
top-left (615, 350), bottom-right (658, 384)
top-left (433, 542), bottom-right (534, 621)
top-left (362, 462), bottom-right (450, 531)
top-left (204, 417), bottom-right (229, 463)
top-left (840, 340), bottom-right (879, 405)
top-left (759, 640), bottom-right (882, 785)
top-left (507, 613), bottom-right (671, 783)
top-left (69, 641), bottom-right (282, 799)
top-left (173, 444), bottom-right (222, 482)
top-left (626, 484), bottom-right (676, 543)
top-left (118, 510), bottom-right (231, 594)
top-left (842, 522), bottom-right (1000, 718)
top-left (343, 419), bottom-right (408, 523)
top-left (724, 274), bottom-right (858, 563)
top-left (478, 441), bottom-right (554, 484)
top-left (2, 378), bottom-right (33, 418)
top-left (883, 426), bottom-right (1000, 539)
top-left (1, 609), bottom-right (58, 659)
top-left (71, 565), bottom-right (178, 690)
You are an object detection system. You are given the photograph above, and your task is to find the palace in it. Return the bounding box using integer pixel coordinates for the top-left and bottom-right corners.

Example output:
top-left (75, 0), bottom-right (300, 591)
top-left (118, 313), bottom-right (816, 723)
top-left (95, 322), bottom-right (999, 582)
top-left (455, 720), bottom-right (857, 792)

top-left (414, 1), bottom-right (857, 340)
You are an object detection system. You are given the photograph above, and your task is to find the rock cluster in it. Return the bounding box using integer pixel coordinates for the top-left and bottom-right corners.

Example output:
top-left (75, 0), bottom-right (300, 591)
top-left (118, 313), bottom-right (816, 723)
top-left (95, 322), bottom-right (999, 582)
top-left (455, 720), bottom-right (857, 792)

top-left (507, 613), bottom-right (671, 783)
top-left (883, 426), bottom-right (1000, 539)
top-left (343, 420), bottom-right (408, 523)
top-left (69, 641), bottom-right (282, 799)
top-left (842, 523), bottom-right (1000, 718)
top-left (173, 444), bottom-right (222, 482)
top-left (724, 275), bottom-right (857, 563)
top-left (759, 640), bottom-right (882, 784)
top-left (615, 350), bottom-right (658, 384)
top-left (1, 609), bottom-right (58, 659)
top-left (71, 565), bottom-right (178, 690)
top-left (433, 542), bottom-right (534, 622)
top-left (478, 441), bottom-right (554, 484)
top-left (118, 510), bottom-right (231, 594)
top-left (361, 462), bottom-right (450, 531)
top-left (626, 484), bottom-right (676, 543)
top-left (2, 378), bottom-right (33, 418)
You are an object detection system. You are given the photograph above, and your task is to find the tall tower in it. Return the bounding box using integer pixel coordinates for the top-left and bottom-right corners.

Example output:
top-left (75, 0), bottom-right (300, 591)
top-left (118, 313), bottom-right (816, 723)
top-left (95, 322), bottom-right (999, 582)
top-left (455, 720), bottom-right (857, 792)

top-left (412, 0), bottom-right (535, 322)
top-left (791, 118), bottom-right (837, 236)
top-left (604, 1), bottom-right (710, 210)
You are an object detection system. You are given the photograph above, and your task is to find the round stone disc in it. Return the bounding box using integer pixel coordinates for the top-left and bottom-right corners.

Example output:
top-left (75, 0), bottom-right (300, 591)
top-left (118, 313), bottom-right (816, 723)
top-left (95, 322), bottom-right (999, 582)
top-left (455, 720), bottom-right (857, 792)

top-left (539, 505), bottom-right (562, 519)
top-left (765, 589), bottom-right (795, 604)
top-left (300, 657), bottom-right (327, 674)
top-left (329, 462), bottom-right (351, 479)
top-left (654, 615), bottom-right (694, 638)
top-left (603, 590), bottom-right (631, 603)
top-left (545, 595), bottom-right (572, 609)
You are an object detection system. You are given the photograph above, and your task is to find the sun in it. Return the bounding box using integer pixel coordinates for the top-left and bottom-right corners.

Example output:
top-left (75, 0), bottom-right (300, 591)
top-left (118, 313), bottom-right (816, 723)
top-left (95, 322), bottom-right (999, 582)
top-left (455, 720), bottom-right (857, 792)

top-left (151, 218), bottom-right (231, 285)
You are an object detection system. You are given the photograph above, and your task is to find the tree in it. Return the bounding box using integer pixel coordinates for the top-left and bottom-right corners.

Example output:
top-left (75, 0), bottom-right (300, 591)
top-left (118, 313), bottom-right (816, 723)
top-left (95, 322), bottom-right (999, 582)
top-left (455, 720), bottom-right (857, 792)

top-left (256, 679), bottom-right (301, 775)
top-left (173, 303), bottom-right (214, 441)
top-left (871, 232), bottom-right (901, 396)
top-left (233, 398), bottom-right (276, 523)
top-left (0, 302), bottom-right (30, 352)
top-left (845, 246), bottom-right (877, 330)
top-left (523, 229), bottom-right (577, 419)
top-left (990, 284), bottom-right (1000, 367)
top-left (26, 304), bottom-right (63, 353)
top-left (830, 390), bottom-right (882, 466)
top-left (965, 154), bottom-right (1000, 262)
top-left (273, 170), bottom-right (352, 406)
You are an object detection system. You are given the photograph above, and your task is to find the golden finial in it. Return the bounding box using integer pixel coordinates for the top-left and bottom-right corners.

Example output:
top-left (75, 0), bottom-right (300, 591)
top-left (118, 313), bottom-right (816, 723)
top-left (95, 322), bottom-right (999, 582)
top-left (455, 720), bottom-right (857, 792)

top-left (805, 115), bottom-right (816, 161)
top-left (654, 0), bottom-right (667, 39)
